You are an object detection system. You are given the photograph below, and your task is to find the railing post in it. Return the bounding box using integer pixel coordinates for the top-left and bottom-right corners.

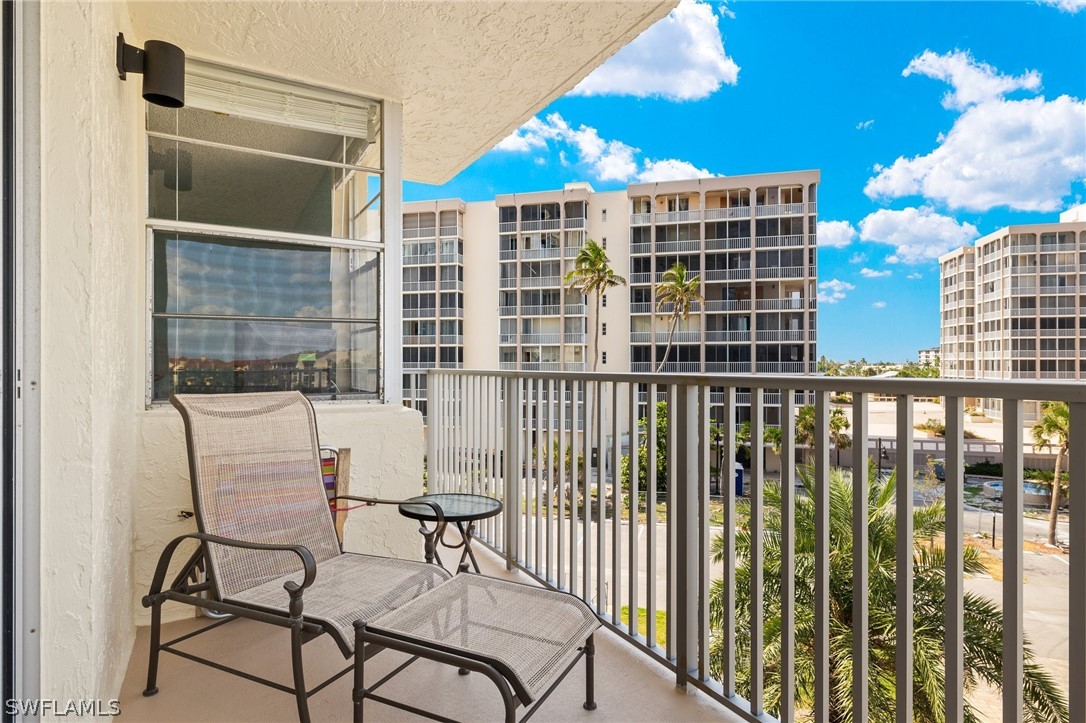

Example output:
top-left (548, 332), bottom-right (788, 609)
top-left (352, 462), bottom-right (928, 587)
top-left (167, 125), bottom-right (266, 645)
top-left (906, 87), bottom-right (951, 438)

top-left (1002, 399), bottom-right (1024, 721)
top-left (674, 384), bottom-right (699, 690)
top-left (502, 376), bottom-right (521, 571)
top-left (895, 394), bottom-right (914, 723)
top-left (425, 371), bottom-right (436, 492)
top-left (944, 396), bottom-right (964, 723)
top-left (1070, 402), bottom-right (1086, 722)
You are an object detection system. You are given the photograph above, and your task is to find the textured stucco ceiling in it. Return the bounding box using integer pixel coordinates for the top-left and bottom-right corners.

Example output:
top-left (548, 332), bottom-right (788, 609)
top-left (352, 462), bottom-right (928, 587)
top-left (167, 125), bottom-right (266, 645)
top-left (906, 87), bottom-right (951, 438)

top-left (128, 1), bottom-right (676, 184)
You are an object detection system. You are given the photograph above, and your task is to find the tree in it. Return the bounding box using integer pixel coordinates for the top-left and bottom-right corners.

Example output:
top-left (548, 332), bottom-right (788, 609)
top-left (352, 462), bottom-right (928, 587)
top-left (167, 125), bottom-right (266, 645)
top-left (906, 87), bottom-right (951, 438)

top-left (794, 404), bottom-right (850, 464)
top-left (654, 261), bottom-right (703, 373)
top-left (1031, 401), bottom-right (1070, 547)
top-left (564, 239), bottom-right (627, 372)
top-left (709, 465), bottom-right (1067, 722)
top-left (620, 400), bottom-right (669, 493)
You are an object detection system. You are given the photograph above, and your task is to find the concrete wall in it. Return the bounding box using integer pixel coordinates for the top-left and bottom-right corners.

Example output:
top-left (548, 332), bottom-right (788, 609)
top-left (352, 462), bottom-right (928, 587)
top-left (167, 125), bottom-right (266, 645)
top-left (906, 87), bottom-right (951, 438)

top-left (39, 0), bottom-right (141, 704)
top-left (132, 404), bottom-right (427, 626)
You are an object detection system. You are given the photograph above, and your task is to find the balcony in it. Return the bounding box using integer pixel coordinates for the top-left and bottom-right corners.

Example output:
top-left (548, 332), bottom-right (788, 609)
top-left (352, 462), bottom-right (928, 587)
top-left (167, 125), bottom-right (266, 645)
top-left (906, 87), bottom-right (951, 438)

top-left (630, 212), bottom-right (653, 225)
top-left (403, 253), bottom-right (437, 265)
top-left (630, 302), bottom-right (653, 314)
top-left (498, 221), bottom-right (517, 234)
top-left (403, 226), bottom-right (437, 239)
top-left (402, 280), bottom-right (436, 291)
top-left (756, 329), bottom-right (806, 342)
top-left (439, 307), bottom-right (464, 318)
top-left (755, 298), bottom-right (806, 311)
top-left (439, 224), bottom-right (463, 237)
top-left (704, 206), bottom-right (751, 220)
top-left (705, 330), bottom-right (751, 342)
top-left (564, 243), bottom-right (585, 258)
top-left (654, 210), bottom-right (701, 223)
top-left (522, 219), bottom-right (561, 232)
top-left (517, 304), bottom-right (561, 317)
top-left (521, 247), bottom-right (561, 260)
top-left (423, 367), bottom-right (1086, 722)
top-left (402, 307), bottom-right (436, 319)
top-left (439, 252), bottom-right (463, 264)
top-left (630, 242), bottom-right (652, 255)
top-left (755, 202), bottom-right (806, 217)
top-left (704, 299), bottom-right (752, 312)
top-left (520, 275), bottom-right (562, 288)
top-left (704, 236), bottom-right (752, 251)
top-left (565, 303), bottom-right (587, 316)
top-left (755, 234), bottom-right (805, 248)
top-left (402, 334), bottom-right (436, 345)
top-left (704, 268), bottom-right (751, 282)
top-left (654, 239), bottom-right (702, 253)
top-left (564, 217), bottom-right (586, 229)
top-left (519, 333), bottom-right (561, 344)
top-left (439, 279), bottom-right (464, 291)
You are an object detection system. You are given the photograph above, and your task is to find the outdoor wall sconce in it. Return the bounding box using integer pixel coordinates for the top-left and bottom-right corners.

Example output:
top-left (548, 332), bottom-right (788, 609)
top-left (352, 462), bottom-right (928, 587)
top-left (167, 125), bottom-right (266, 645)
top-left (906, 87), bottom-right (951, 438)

top-left (116, 33), bottom-right (185, 108)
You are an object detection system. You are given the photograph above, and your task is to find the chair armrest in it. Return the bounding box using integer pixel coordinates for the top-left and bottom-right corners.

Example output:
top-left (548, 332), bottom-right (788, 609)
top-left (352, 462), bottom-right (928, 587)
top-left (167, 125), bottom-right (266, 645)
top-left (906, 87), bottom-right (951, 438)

top-left (144, 532), bottom-right (317, 603)
top-left (329, 495), bottom-right (445, 527)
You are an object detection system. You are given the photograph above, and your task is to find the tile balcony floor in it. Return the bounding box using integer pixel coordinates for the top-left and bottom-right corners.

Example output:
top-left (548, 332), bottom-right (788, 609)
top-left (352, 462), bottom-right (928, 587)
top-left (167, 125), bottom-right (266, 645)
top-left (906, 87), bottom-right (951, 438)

top-left (119, 544), bottom-right (741, 722)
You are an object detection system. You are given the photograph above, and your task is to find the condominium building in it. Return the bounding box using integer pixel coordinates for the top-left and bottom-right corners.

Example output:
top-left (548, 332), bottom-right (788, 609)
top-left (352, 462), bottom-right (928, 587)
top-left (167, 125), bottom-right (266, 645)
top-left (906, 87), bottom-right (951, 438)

top-left (918, 347), bottom-right (939, 364)
top-left (939, 204), bottom-right (1086, 419)
top-left (404, 170), bottom-right (821, 424)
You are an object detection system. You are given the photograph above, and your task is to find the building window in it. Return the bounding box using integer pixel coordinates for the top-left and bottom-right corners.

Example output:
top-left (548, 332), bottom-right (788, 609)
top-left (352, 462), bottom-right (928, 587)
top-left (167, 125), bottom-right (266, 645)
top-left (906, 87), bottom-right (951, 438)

top-left (602, 323), bottom-right (607, 336)
top-left (148, 62), bottom-right (383, 402)
top-left (602, 352), bottom-right (608, 364)
top-left (602, 237), bottom-right (607, 248)
top-left (602, 209), bottom-right (607, 221)
top-left (602, 294), bottom-right (607, 307)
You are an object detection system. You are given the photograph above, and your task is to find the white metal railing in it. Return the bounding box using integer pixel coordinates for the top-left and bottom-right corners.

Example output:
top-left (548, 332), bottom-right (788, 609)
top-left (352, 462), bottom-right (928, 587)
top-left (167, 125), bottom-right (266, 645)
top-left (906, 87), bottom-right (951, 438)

top-left (517, 305), bottom-right (561, 316)
top-left (439, 225), bottom-right (462, 237)
top-left (756, 329), bottom-right (805, 341)
top-left (630, 302), bottom-right (653, 314)
top-left (440, 334), bottom-right (463, 345)
top-left (630, 213), bottom-right (653, 225)
top-left (499, 277), bottom-right (517, 289)
top-left (756, 234), bottom-right (805, 248)
top-left (704, 300), bottom-right (752, 312)
top-left (565, 304), bottom-right (587, 316)
top-left (402, 280), bottom-right (436, 292)
top-left (439, 279), bottom-right (463, 291)
top-left (564, 217), bottom-right (586, 229)
top-left (423, 368), bottom-right (1086, 723)
top-left (655, 210), bottom-right (702, 224)
top-left (403, 227), bottom-right (437, 239)
top-left (439, 307), bottom-right (464, 318)
top-left (520, 333), bottom-right (561, 344)
top-left (705, 236), bottom-right (752, 251)
top-left (704, 207), bottom-right (751, 220)
top-left (655, 240), bottom-right (702, 253)
top-left (630, 273), bottom-right (654, 284)
top-left (758, 265), bottom-right (806, 279)
top-left (521, 276), bottom-right (561, 288)
top-left (499, 221), bottom-right (518, 234)
top-left (705, 362), bottom-right (752, 373)
top-left (403, 253), bottom-right (436, 265)
top-left (522, 219), bottom-right (561, 232)
top-left (756, 298), bottom-right (806, 310)
top-left (521, 247), bottom-right (561, 260)
top-left (705, 330), bottom-right (751, 342)
top-left (755, 202), bottom-right (806, 217)
top-left (564, 244), bottom-right (586, 258)
top-left (703, 268), bottom-right (751, 282)
top-left (402, 360), bottom-right (436, 370)
top-left (657, 331), bottom-right (701, 343)
top-left (630, 331), bottom-right (652, 343)
top-left (402, 334), bottom-right (436, 345)
top-left (631, 243), bottom-right (652, 255)
top-left (440, 253), bottom-right (463, 264)
top-left (499, 249), bottom-right (517, 260)
top-left (402, 308), bottom-right (436, 319)
top-left (565, 333), bottom-right (587, 344)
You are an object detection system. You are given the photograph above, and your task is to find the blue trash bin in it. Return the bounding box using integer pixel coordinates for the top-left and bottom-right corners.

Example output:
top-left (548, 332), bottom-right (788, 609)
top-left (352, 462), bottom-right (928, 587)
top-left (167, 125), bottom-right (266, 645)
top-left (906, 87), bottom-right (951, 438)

top-left (734, 462), bottom-right (744, 497)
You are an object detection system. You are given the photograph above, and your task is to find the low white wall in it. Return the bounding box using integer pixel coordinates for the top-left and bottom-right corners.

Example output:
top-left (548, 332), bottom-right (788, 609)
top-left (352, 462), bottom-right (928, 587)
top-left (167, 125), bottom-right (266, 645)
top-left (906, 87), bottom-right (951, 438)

top-left (132, 403), bottom-right (427, 626)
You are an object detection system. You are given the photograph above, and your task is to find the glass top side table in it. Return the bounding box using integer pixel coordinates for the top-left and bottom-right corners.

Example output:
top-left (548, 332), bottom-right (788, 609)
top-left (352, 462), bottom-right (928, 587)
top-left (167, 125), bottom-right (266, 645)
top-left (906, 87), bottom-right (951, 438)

top-left (398, 493), bottom-right (503, 573)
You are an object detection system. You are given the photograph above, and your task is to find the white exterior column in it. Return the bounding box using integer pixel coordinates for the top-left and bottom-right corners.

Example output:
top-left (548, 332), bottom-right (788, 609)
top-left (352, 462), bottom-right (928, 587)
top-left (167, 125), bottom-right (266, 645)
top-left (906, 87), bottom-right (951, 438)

top-left (383, 101), bottom-right (404, 403)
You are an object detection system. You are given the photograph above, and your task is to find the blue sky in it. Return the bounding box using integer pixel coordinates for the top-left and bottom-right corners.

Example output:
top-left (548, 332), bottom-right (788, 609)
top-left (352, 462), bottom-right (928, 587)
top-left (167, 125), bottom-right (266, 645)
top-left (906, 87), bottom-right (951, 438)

top-left (405, 0), bottom-right (1086, 361)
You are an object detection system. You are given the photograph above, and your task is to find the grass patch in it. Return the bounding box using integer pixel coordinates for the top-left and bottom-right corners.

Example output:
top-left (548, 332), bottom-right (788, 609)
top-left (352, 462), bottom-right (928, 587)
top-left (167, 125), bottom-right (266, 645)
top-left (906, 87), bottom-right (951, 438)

top-left (619, 605), bottom-right (668, 648)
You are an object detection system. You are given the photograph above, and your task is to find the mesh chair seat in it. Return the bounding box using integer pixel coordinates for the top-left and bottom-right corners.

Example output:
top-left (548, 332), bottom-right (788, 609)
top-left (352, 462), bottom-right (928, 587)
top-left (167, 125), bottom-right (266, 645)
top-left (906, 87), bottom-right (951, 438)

top-left (368, 574), bottom-right (600, 702)
top-left (227, 552), bottom-right (452, 656)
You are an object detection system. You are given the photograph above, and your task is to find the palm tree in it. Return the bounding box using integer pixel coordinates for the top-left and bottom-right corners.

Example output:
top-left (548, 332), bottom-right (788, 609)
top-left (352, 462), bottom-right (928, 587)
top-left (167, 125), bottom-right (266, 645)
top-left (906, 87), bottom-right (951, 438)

top-left (709, 465), bottom-right (1067, 722)
top-left (654, 262), bottom-right (703, 373)
top-left (1031, 401), bottom-right (1070, 546)
top-left (564, 239), bottom-right (626, 372)
top-left (794, 404), bottom-right (850, 464)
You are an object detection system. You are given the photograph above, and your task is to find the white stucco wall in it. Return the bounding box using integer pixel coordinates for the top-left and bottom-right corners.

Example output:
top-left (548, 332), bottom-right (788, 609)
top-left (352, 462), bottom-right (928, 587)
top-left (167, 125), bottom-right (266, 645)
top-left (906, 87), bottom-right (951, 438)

top-left (39, 0), bottom-right (141, 705)
top-left (132, 403), bottom-right (427, 625)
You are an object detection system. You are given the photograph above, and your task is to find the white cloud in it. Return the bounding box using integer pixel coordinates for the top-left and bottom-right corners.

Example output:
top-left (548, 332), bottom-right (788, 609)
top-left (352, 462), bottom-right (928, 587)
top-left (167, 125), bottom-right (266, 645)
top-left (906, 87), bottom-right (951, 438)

top-left (636, 159), bottom-right (712, 183)
top-left (817, 279), bottom-right (855, 304)
top-left (817, 220), bottom-right (858, 248)
top-left (493, 112), bottom-right (714, 184)
top-left (1040, 0), bottom-right (1086, 13)
top-left (903, 49), bottom-right (1040, 111)
top-left (570, 0), bottom-right (739, 101)
top-left (849, 252), bottom-right (867, 265)
top-left (872, 301), bottom-right (887, 309)
top-left (907, 272), bottom-right (923, 280)
top-left (860, 268), bottom-right (892, 278)
top-left (866, 51), bottom-right (1086, 212)
top-left (858, 207), bottom-right (978, 264)
top-left (857, 119), bottom-right (875, 130)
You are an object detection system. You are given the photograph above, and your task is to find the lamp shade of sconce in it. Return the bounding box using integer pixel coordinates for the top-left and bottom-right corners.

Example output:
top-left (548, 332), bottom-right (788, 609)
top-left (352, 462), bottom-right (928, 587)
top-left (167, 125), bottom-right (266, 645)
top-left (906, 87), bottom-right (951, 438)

top-left (116, 33), bottom-right (186, 108)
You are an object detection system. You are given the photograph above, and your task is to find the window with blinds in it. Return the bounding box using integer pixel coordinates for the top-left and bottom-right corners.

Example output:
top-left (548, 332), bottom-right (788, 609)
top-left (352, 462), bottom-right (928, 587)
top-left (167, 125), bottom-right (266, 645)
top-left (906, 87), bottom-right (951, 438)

top-left (147, 62), bottom-right (384, 403)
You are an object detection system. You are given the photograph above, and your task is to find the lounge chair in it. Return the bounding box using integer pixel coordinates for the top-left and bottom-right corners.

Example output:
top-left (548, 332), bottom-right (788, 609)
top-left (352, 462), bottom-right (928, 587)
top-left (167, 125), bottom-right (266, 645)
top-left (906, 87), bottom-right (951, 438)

top-left (141, 391), bottom-right (599, 722)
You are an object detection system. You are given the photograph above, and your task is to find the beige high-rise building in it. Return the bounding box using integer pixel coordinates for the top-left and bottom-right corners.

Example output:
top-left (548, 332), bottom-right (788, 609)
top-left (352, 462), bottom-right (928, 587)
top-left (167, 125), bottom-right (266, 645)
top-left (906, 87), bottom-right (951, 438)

top-left (404, 170), bottom-right (820, 425)
top-left (939, 204), bottom-right (1086, 420)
